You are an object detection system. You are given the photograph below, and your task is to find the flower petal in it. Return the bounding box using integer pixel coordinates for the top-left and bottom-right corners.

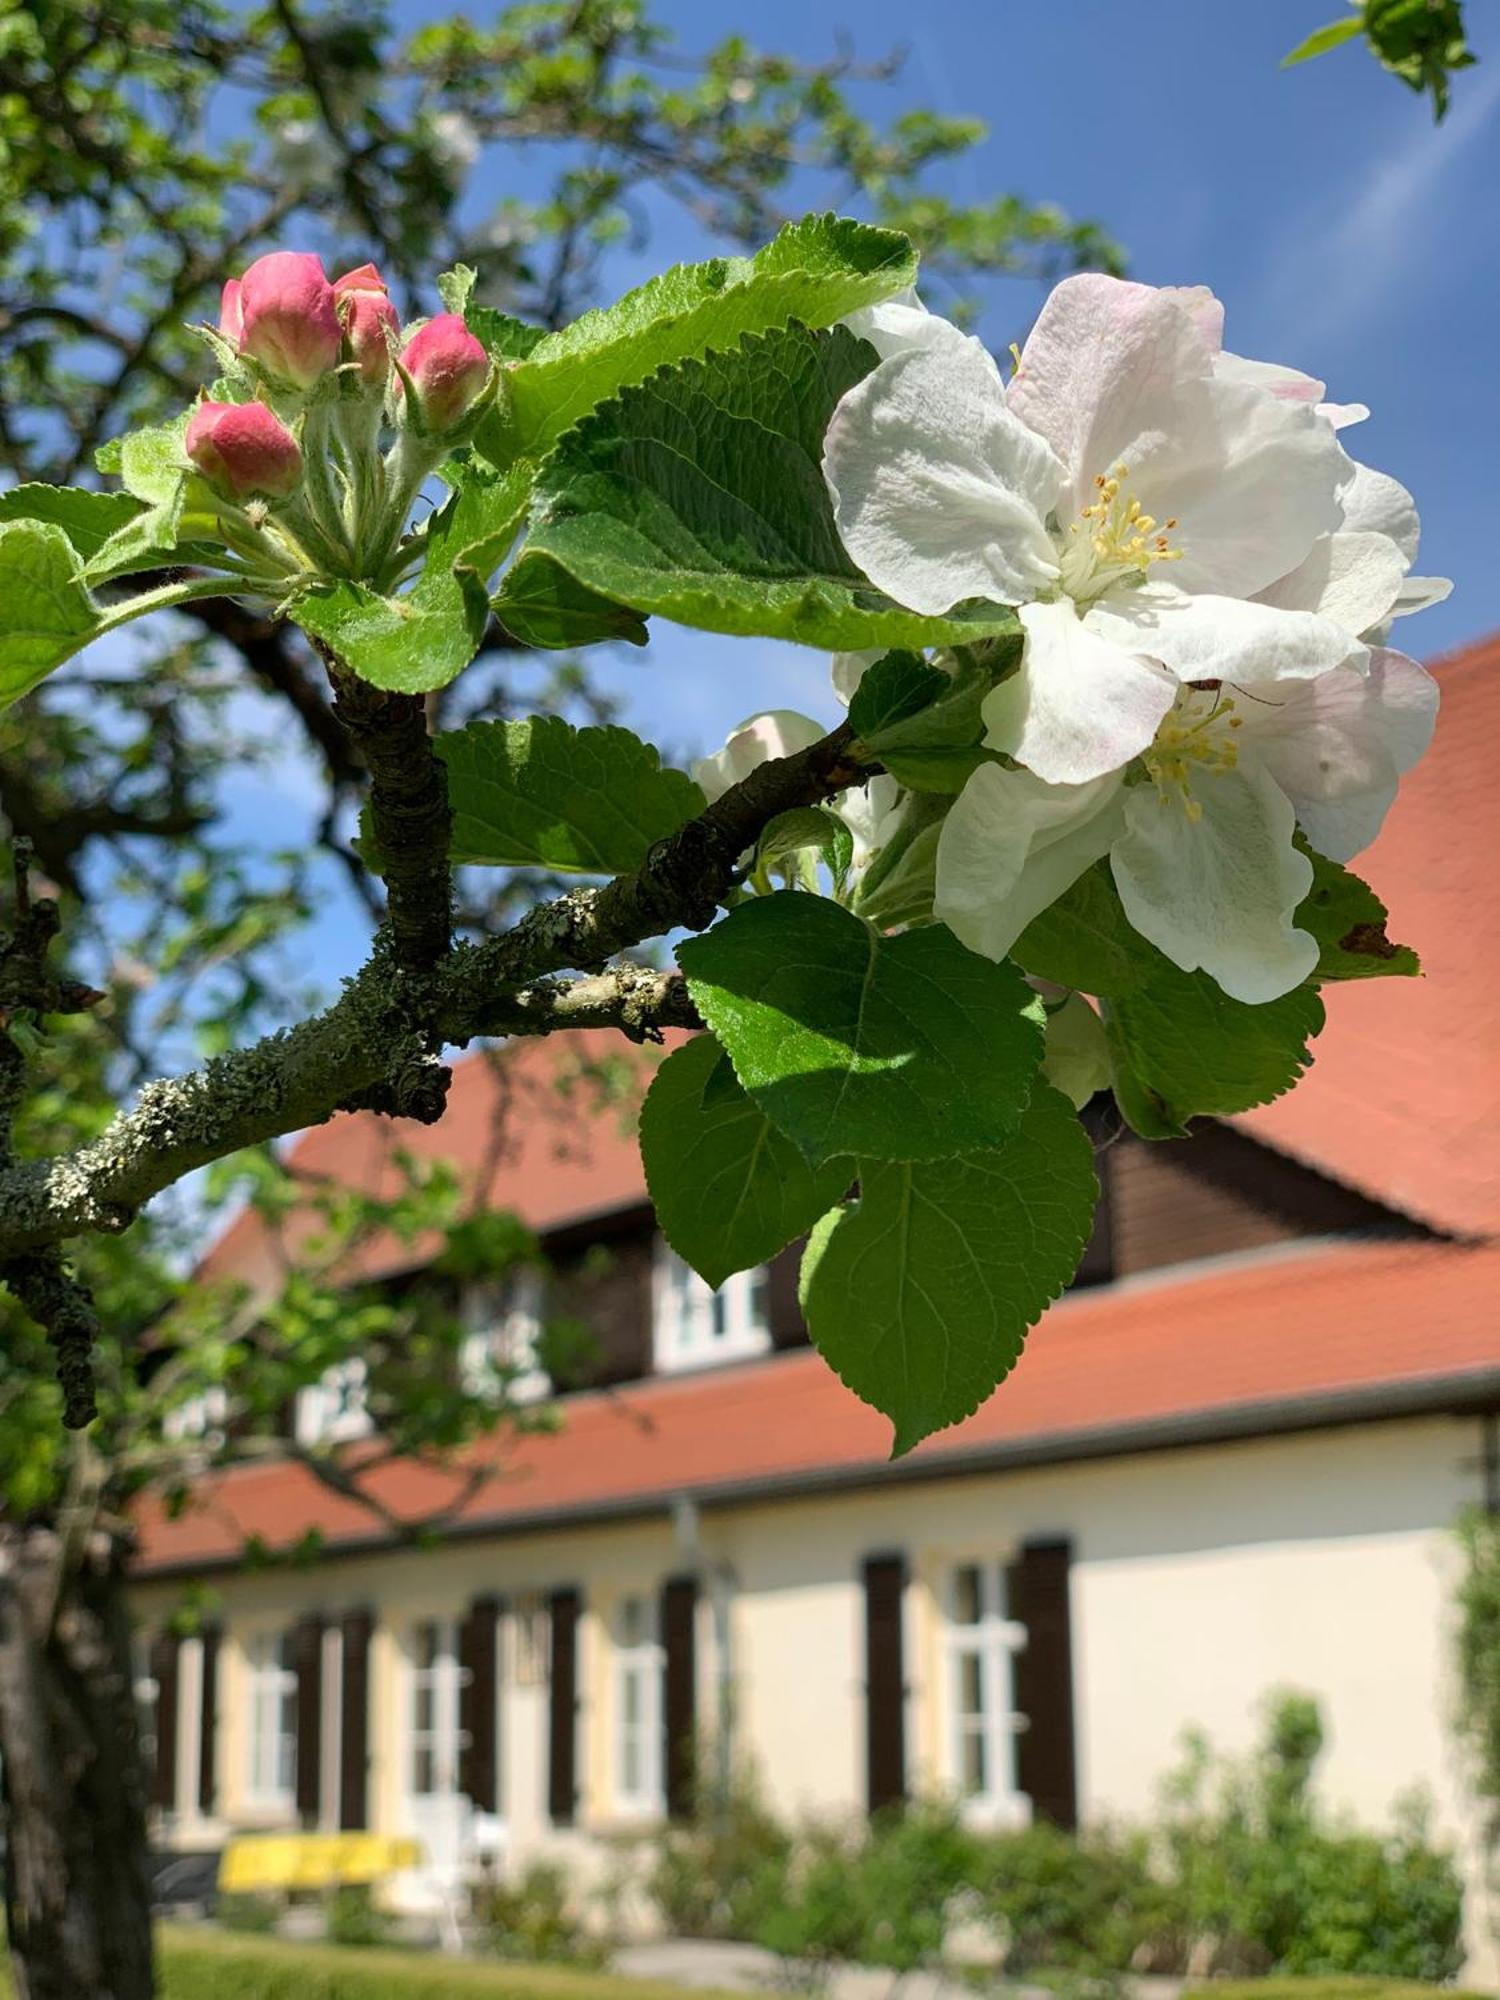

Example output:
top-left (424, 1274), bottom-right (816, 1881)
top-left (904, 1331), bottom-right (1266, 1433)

top-left (693, 709), bottom-right (826, 801)
top-left (841, 294), bottom-right (975, 365)
top-left (1133, 378), bottom-right (1348, 600)
top-left (1112, 762), bottom-right (1317, 1003)
top-left (1087, 584), bottom-right (1367, 685)
top-left (934, 762), bottom-right (1125, 962)
top-left (1237, 649), bottom-right (1439, 862)
top-left (1387, 573), bottom-right (1453, 621)
top-left (830, 648), bottom-right (884, 705)
top-left (1336, 460), bottom-right (1421, 561)
top-left (1254, 530), bottom-right (1408, 635)
top-left (824, 342), bottom-right (1063, 615)
top-left (983, 599), bottom-right (1176, 785)
top-left (1008, 275), bottom-right (1218, 504)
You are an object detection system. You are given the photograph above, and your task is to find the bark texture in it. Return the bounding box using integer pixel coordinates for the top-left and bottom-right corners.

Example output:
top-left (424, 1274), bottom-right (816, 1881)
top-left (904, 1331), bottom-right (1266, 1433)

top-left (0, 1524), bottom-right (156, 2000)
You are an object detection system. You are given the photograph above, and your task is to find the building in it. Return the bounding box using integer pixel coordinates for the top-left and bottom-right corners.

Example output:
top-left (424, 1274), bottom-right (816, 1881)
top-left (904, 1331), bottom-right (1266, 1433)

top-left (134, 636), bottom-right (1500, 1956)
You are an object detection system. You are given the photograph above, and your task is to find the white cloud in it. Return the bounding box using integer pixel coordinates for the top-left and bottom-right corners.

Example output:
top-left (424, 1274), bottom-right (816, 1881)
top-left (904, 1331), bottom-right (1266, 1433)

top-left (1258, 63), bottom-right (1500, 357)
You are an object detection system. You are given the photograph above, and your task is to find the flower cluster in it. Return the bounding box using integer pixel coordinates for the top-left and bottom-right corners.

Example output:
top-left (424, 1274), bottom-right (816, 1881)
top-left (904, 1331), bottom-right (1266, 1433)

top-left (181, 249), bottom-right (492, 585)
top-left (806, 276), bottom-right (1442, 1005)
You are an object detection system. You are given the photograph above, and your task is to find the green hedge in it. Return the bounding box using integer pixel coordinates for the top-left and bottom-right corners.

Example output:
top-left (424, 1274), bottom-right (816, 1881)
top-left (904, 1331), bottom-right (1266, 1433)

top-left (1183, 1983), bottom-right (1490, 2000)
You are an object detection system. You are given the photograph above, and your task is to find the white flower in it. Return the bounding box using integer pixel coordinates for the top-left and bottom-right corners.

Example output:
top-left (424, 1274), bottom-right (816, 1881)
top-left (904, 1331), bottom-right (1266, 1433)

top-left (692, 710), bottom-right (826, 802)
top-left (934, 650), bottom-right (1439, 1005)
top-left (823, 274), bottom-right (1428, 787)
top-left (836, 774), bottom-right (904, 874)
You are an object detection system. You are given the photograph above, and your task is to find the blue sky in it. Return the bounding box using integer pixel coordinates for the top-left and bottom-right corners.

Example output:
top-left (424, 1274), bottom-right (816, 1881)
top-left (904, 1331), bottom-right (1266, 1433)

top-left (192, 1), bottom-right (1500, 985)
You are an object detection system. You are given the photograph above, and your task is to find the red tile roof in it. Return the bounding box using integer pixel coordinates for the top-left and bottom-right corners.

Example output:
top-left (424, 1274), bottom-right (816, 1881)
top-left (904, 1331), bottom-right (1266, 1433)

top-left (1237, 637), bottom-right (1500, 1238)
top-left (137, 1235), bottom-right (1500, 1573)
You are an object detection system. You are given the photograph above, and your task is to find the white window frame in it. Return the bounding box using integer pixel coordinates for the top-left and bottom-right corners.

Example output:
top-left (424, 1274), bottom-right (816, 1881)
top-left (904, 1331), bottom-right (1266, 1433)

top-left (613, 1593), bottom-right (664, 1817)
top-left (461, 1269), bottom-right (548, 1404)
top-left (653, 1241), bottom-right (771, 1374)
top-left (162, 1384), bottom-right (228, 1445)
top-left (243, 1630), bottom-right (298, 1817)
top-left (295, 1356), bottom-right (371, 1445)
top-left (407, 1617), bottom-right (465, 1800)
top-left (945, 1563), bottom-right (1030, 1828)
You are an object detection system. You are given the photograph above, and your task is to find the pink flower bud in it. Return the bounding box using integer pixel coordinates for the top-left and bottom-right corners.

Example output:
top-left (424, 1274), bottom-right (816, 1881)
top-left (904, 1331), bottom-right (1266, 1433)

top-left (235, 251), bottom-right (341, 389)
top-left (219, 278), bottom-right (244, 347)
top-left (333, 262), bottom-right (400, 384)
top-left (185, 400), bottom-right (303, 500)
top-left (400, 314), bottom-right (490, 431)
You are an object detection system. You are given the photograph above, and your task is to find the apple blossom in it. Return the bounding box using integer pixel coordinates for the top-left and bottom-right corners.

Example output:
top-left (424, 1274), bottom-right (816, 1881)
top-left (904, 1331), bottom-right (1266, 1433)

top-left (232, 251), bottom-right (342, 388)
top-left (692, 711), bottom-right (826, 802)
top-left (933, 650), bottom-right (1439, 1005)
top-left (184, 399), bottom-right (303, 500)
top-left (823, 275), bottom-right (1410, 787)
top-left (333, 263), bottom-right (400, 384)
top-left (218, 277), bottom-right (244, 347)
top-left (399, 314), bottom-right (490, 431)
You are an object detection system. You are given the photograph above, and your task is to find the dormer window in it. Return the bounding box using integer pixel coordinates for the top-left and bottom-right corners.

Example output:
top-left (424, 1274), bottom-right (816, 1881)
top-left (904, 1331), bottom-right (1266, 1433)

top-left (461, 1268), bottom-right (548, 1403)
top-left (294, 1356), bottom-right (371, 1446)
top-left (653, 1242), bottom-right (771, 1374)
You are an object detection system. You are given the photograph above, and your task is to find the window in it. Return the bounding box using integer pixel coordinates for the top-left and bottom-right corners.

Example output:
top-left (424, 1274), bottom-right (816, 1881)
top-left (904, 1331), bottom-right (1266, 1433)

top-left (613, 1594), bottom-right (663, 1815)
top-left (245, 1632), bottom-right (297, 1813)
top-left (946, 1564), bottom-right (1028, 1824)
top-left (653, 1244), bottom-right (771, 1373)
top-left (461, 1270), bottom-right (547, 1403)
top-left (409, 1619), bottom-right (464, 1798)
top-left (162, 1384), bottom-right (228, 1445)
top-left (294, 1357), bottom-right (370, 1445)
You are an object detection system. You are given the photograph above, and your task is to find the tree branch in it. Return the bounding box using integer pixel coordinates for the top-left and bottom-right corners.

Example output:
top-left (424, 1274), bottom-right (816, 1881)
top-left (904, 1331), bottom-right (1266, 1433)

top-left (0, 723), bottom-right (872, 1259)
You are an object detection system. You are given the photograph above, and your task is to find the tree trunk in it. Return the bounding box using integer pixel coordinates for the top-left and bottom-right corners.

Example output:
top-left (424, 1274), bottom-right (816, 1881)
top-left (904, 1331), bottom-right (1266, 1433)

top-left (0, 1521), bottom-right (156, 2000)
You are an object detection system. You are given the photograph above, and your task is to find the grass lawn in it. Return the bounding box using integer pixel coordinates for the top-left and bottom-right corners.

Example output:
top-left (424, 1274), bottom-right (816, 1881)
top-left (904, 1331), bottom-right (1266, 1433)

top-left (0, 1926), bottom-right (750, 2000)
top-left (1182, 1984), bottom-right (1489, 2000)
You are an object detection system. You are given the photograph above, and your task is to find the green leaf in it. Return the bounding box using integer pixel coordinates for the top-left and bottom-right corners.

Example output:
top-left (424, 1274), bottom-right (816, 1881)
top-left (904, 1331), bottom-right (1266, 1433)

top-left (290, 568), bottom-right (491, 694)
top-left (436, 716), bottom-right (704, 872)
top-left (1282, 15), bottom-right (1364, 64)
top-left (110, 416), bottom-right (190, 504)
top-left (1014, 862), bottom-right (1156, 997)
top-left (1104, 969), bottom-right (1326, 1139)
top-left (1297, 848), bottom-right (1420, 981)
top-left (0, 520), bottom-right (104, 707)
top-left (0, 485), bottom-right (143, 561)
top-left (505, 213), bottom-right (917, 456)
top-left (640, 1034), bottom-right (852, 1288)
top-left (847, 651), bottom-right (947, 740)
top-left (1043, 992), bottom-right (1112, 1110)
top-left (755, 808), bottom-right (853, 887)
top-left (527, 322), bottom-right (1024, 654)
top-left (492, 551), bottom-right (648, 651)
top-left (678, 891), bottom-right (1045, 1166)
top-left (426, 456), bottom-right (534, 586)
top-left (800, 1085), bottom-right (1098, 1455)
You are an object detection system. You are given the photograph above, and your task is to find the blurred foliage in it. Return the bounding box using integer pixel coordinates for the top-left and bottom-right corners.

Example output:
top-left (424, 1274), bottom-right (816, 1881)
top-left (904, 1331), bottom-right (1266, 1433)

top-left (1454, 1505), bottom-right (1500, 1853)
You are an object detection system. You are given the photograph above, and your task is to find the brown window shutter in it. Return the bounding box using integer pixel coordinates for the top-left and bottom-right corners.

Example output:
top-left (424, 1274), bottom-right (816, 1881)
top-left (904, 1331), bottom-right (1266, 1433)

top-left (339, 1608), bottom-right (373, 1831)
top-left (661, 1574), bottom-right (698, 1820)
top-left (1008, 1538), bottom-right (1078, 1830)
top-left (547, 1587), bottom-right (581, 1827)
top-left (197, 1624), bottom-right (221, 1816)
top-left (291, 1613), bottom-right (325, 1827)
top-left (862, 1552), bottom-right (906, 1815)
top-left (148, 1631), bottom-right (180, 1811)
top-left (459, 1594), bottom-right (502, 1814)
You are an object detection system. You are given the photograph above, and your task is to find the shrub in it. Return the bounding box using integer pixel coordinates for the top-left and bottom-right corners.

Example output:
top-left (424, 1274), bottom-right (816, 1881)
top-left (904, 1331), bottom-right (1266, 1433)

top-left (970, 1818), bottom-right (1183, 1974)
top-left (751, 1804), bottom-right (980, 1976)
top-left (324, 1884), bottom-right (396, 1950)
top-left (470, 1858), bottom-right (607, 1968)
top-left (648, 1769), bottom-right (794, 1940)
top-left (215, 1892), bottom-right (281, 1935)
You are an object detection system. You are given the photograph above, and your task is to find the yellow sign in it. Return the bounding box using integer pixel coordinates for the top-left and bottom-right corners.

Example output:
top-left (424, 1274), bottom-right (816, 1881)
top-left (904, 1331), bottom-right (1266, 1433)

top-left (218, 1832), bottom-right (423, 1892)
